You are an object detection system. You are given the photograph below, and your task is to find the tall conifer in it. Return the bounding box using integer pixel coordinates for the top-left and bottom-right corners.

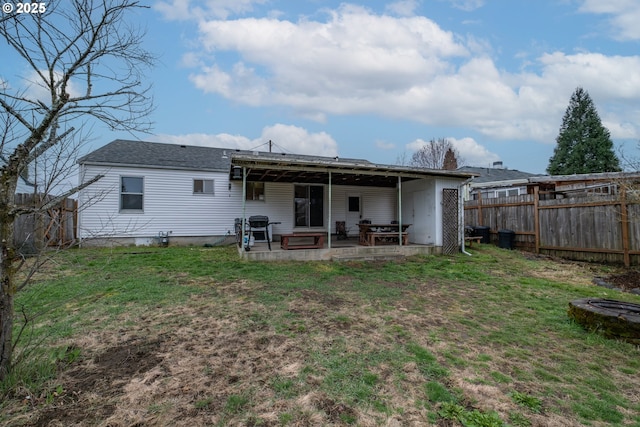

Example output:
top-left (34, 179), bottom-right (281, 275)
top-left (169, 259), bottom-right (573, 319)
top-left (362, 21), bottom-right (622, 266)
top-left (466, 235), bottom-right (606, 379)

top-left (547, 87), bottom-right (620, 175)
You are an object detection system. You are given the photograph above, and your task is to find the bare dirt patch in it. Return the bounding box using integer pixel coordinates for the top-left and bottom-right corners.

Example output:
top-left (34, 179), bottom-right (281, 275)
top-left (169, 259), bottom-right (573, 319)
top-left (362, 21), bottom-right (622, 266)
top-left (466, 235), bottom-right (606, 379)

top-left (4, 257), bottom-right (639, 427)
top-left (29, 337), bottom-right (163, 427)
top-left (599, 270), bottom-right (640, 292)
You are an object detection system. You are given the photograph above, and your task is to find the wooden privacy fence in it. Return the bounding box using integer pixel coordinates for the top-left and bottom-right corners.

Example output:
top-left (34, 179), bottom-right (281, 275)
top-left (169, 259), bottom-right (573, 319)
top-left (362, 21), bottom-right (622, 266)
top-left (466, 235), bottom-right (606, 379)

top-left (13, 194), bottom-right (78, 253)
top-left (464, 187), bottom-right (640, 266)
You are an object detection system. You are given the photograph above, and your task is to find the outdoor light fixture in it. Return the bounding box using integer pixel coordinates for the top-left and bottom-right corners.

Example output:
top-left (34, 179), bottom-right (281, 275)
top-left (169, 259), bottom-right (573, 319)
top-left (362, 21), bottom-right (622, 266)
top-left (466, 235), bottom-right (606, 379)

top-left (232, 166), bottom-right (242, 180)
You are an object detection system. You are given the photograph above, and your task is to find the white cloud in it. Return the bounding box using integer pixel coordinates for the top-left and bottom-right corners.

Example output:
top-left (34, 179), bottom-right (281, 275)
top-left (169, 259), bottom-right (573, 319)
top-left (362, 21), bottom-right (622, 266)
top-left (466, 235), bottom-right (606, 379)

top-left (191, 4), bottom-right (469, 111)
top-left (385, 0), bottom-right (420, 17)
top-left (155, 0), bottom-right (267, 20)
top-left (579, 0), bottom-right (640, 41)
top-left (406, 137), bottom-right (500, 167)
top-left (181, 4), bottom-right (640, 144)
top-left (375, 140), bottom-right (396, 150)
top-left (449, 137), bottom-right (500, 167)
top-left (446, 0), bottom-right (485, 12)
top-left (154, 124), bottom-right (338, 157)
top-left (20, 70), bottom-right (82, 104)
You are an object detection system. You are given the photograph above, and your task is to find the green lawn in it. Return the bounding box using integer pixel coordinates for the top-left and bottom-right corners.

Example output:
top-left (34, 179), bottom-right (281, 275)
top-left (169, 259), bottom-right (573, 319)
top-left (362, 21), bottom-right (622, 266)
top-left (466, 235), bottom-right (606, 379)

top-left (2, 245), bottom-right (639, 426)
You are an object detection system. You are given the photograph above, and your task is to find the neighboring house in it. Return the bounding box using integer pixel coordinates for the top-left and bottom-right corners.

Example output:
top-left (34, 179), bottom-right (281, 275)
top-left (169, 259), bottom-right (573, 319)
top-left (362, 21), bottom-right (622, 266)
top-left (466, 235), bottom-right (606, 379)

top-left (527, 171), bottom-right (640, 200)
top-left (77, 139), bottom-right (474, 251)
top-left (458, 162), bottom-right (542, 201)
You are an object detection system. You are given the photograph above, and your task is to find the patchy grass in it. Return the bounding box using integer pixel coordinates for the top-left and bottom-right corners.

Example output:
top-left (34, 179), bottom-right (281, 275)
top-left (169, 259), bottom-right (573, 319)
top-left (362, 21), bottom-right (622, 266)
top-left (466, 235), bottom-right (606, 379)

top-left (1, 244), bottom-right (639, 426)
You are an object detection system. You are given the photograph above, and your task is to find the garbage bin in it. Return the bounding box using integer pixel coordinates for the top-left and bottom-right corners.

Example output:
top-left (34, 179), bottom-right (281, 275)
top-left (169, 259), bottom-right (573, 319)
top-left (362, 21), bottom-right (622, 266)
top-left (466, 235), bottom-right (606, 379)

top-left (498, 229), bottom-right (515, 250)
top-left (473, 226), bottom-right (491, 244)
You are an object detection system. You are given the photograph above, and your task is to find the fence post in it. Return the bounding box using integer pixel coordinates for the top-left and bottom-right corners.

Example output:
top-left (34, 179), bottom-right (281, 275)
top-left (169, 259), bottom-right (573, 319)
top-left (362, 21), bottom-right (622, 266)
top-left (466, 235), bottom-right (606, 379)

top-left (620, 187), bottom-right (630, 267)
top-left (534, 185), bottom-right (540, 254)
top-left (477, 191), bottom-right (483, 226)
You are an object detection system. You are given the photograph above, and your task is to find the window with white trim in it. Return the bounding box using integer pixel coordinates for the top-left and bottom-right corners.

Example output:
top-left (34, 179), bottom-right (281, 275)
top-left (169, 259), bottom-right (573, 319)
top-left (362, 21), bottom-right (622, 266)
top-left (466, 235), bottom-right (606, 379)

top-left (246, 182), bottom-right (265, 201)
top-left (193, 179), bottom-right (214, 194)
top-left (120, 176), bottom-right (143, 212)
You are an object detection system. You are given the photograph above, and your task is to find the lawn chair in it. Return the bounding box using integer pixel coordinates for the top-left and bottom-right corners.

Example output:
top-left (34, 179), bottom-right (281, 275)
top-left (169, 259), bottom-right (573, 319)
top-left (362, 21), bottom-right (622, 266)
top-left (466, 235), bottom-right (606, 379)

top-left (336, 221), bottom-right (350, 240)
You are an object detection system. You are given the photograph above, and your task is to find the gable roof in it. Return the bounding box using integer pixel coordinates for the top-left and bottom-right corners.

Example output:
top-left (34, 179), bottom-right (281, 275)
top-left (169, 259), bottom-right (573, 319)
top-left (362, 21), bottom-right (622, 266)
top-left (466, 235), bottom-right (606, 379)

top-left (79, 139), bottom-right (476, 187)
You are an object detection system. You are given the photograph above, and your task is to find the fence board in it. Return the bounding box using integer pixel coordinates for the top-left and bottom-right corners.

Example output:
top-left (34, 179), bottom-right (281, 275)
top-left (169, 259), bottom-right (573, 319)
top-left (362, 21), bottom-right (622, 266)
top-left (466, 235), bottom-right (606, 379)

top-left (10, 194), bottom-right (77, 253)
top-left (464, 190), bottom-right (640, 266)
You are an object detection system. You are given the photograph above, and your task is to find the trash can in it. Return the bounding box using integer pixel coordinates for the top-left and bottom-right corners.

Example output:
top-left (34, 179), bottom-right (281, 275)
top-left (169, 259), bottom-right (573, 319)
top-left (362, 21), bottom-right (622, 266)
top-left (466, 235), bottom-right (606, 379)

top-left (498, 229), bottom-right (515, 250)
top-left (473, 226), bottom-right (491, 244)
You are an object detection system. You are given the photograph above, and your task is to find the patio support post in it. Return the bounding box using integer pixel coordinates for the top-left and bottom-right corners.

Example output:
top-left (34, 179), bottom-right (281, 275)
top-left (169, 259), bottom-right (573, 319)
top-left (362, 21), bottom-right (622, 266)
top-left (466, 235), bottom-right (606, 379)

top-left (328, 171), bottom-right (332, 249)
top-left (398, 176), bottom-right (402, 246)
top-left (241, 166), bottom-right (247, 253)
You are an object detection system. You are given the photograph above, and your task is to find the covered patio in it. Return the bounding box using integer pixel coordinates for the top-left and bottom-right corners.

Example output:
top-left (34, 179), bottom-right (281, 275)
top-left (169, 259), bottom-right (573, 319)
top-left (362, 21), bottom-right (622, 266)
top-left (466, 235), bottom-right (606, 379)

top-left (229, 150), bottom-right (474, 260)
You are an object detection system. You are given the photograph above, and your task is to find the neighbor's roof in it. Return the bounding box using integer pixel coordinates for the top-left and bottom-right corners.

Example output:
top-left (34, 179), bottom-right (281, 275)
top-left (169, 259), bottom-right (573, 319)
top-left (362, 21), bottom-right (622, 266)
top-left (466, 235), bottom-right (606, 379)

top-left (528, 171), bottom-right (640, 183)
top-left (457, 166), bottom-right (541, 185)
top-left (79, 139), bottom-right (476, 187)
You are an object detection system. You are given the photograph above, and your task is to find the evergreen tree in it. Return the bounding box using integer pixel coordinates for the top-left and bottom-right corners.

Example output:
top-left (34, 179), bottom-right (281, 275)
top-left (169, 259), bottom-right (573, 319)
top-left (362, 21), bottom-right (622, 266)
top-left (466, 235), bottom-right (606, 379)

top-left (547, 87), bottom-right (620, 175)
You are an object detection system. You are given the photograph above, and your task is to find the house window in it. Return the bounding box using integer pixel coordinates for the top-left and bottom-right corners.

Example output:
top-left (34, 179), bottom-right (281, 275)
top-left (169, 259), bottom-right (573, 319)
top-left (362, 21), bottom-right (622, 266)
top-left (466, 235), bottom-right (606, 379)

top-left (246, 182), bottom-right (265, 201)
top-left (295, 185), bottom-right (323, 227)
top-left (193, 179), bottom-right (214, 194)
top-left (508, 188), bottom-right (519, 197)
top-left (120, 176), bottom-right (143, 211)
top-left (348, 196), bottom-right (360, 212)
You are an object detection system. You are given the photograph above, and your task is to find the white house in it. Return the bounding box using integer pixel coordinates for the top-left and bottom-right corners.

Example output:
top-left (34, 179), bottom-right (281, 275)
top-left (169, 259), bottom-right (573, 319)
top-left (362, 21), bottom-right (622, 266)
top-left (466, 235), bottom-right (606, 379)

top-left (458, 162), bottom-right (542, 201)
top-left (77, 140), bottom-right (474, 255)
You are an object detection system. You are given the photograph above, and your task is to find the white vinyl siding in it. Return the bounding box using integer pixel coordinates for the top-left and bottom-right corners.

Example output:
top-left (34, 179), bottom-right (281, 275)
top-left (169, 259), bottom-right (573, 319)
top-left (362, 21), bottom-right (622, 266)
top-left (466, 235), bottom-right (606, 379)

top-left (79, 165), bottom-right (232, 238)
top-left (79, 166), bottom-right (401, 241)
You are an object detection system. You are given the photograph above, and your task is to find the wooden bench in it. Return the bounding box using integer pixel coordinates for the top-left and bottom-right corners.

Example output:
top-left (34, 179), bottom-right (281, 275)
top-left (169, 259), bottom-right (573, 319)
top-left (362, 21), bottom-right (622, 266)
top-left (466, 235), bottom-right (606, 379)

top-left (280, 233), bottom-right (325, 250)
top-left (367, 231), bottom-right (408, 246)
top-left (464, 236), bottom-right (482, 247)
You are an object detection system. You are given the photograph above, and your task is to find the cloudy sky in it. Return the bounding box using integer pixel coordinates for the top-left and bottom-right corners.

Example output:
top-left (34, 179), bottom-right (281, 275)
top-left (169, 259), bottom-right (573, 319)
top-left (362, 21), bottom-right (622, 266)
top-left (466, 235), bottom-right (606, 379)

top-left (8, 0), bottom-right (640, 174)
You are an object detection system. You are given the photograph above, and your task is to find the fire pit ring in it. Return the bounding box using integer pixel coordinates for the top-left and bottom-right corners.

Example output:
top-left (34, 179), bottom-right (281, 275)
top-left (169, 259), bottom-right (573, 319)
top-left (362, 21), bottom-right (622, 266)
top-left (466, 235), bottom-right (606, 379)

top-left (568, 298), bottom-right (640, 344)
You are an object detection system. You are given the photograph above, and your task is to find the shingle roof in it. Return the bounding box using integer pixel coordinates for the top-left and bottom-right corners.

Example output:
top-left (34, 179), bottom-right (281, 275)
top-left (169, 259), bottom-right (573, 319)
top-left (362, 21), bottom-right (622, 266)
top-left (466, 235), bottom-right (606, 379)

top-left (78, 139), bottom-right (374, 172)
top-left (78, 139), bottom-right (232, 172)
top-left (78, 139), bottom-right (475, 185)
top-left (457, 166), bottom-right (541, 184)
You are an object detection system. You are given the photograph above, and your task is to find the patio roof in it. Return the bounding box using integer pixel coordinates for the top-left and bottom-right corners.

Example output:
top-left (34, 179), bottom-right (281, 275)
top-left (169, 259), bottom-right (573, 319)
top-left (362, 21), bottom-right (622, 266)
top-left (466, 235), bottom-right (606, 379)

top-left (230, 152), bottom-right (475, 188)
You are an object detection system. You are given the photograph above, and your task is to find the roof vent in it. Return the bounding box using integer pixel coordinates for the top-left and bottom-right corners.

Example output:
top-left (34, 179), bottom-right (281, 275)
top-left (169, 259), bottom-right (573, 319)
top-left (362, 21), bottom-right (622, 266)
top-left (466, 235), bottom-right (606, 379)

top-left (222, 150), bottom-right (228, 159)
top-left (180, 145), bottom-right (186, 148)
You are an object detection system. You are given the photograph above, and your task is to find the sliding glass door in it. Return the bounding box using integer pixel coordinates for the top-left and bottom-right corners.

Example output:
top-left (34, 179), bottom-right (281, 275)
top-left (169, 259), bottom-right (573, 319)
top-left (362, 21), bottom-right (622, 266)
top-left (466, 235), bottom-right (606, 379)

top-left (294, 185), bottom-right (324, 227)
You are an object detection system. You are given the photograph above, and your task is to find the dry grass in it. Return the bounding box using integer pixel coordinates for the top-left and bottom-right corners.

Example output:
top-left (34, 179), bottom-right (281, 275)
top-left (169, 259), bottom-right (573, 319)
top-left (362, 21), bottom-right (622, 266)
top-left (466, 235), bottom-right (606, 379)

top-left (1, 245), bottom-right (639, 426)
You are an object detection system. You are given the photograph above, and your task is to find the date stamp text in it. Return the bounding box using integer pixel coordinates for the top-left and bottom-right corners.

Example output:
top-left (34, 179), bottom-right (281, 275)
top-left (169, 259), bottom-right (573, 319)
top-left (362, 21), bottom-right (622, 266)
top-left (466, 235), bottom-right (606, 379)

top-left (2, 2), bottom-right (47, 14)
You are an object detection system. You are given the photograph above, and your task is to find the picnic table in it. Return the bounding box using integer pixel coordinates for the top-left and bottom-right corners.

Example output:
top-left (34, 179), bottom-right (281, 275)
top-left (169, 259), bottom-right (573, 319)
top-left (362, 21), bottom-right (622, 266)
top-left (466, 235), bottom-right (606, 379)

top-left (357, 223), bottom-right (410, 246)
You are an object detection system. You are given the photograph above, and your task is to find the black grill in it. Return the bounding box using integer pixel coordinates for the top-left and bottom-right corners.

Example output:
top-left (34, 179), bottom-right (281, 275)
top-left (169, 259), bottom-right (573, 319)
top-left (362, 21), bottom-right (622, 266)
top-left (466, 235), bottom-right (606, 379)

top-left (248, 215), bottom-right (276, 250)
top-left (248, 215), bottom-right (269, 229)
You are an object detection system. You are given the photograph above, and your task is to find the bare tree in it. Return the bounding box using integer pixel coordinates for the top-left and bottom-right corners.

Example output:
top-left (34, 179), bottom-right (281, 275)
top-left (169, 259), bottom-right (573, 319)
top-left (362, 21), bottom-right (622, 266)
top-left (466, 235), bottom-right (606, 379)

top-left (410, 138), bottom-right (463, 170)
top-left (0, 0), bottom-right (154, 380)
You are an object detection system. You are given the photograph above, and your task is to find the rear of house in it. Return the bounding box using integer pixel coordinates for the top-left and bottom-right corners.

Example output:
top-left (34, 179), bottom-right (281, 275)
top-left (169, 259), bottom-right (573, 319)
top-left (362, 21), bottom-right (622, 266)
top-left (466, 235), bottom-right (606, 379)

top-left (78, 139), bottom-right (473, 252)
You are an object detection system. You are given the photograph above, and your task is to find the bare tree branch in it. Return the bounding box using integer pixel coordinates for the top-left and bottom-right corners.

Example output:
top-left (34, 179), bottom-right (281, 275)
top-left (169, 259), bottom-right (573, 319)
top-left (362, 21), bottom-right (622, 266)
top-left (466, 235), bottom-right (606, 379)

top-left (0, 0), bottom-right (155, 381)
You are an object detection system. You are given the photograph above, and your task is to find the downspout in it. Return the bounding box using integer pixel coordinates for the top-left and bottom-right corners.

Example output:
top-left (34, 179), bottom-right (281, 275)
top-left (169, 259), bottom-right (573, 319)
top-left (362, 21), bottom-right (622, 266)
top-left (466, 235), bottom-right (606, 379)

top-left (328, 171), bottom-right (332, 249)
top-left (398, 176), bottom-right (402, 246)
top-left (241, 166), bottom-right (247, 253)
top-left (459, 177), bottom-right (473, 256)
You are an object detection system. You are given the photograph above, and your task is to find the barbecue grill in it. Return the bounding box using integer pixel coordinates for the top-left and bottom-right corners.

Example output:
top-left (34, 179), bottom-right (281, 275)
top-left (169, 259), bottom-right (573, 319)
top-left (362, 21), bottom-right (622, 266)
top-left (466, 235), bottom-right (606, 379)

top-left (248, 215), bottom-right (279, 250)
